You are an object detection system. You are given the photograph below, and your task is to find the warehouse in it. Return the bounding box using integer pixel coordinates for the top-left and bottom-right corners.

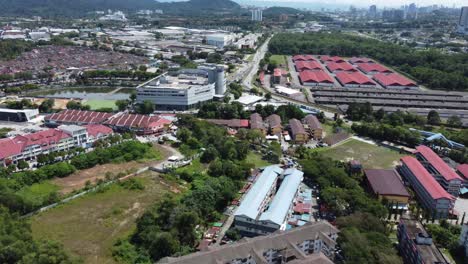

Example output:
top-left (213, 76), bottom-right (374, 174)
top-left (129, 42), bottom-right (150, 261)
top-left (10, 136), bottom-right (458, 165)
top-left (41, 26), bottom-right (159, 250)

top-left (373, 73), bottom-right (418, 90)
top-left (325, 62), bottom-right (357, 72)
top-left (292, 54), bottom-right (316, 62)
top-left (335, 71), bottom-right (376, 88)
top-left (294, 61), bottom-right (323, 72)
top-left (299, 70), bottom-right (334, 86)
top-left (398, 156), bottom-right (454, 219)
top-left (348, 57), bottom-right (374, 64)
top-left (357, 63), bottom-right (392, 74)
top-left (320, 55), bottom-right (345, 63)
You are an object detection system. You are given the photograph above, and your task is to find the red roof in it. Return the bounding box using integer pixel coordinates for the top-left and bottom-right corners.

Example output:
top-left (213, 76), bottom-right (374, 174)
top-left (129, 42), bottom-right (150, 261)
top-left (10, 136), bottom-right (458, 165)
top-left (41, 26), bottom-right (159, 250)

top-left (45, 110), bottom-right (114, 124)
top-left (320, 55), bottom-right (345, 63)
top-left (259, 71), bottom-right (265, 83)
top-left (274, 68), bottom-right (282, 77)
top-left (0, 138), bottom-right (22, 160)
top-left (401, 156), bottom-right (454, 200)
top-left (365, 169), bottom-right (410, 197)
top-left (295, 61), bottom-right (323, 71)
top-left (84, 124), bottom-right (113, 138)
top-left (293, 203), bottom-right (312, 214)
top-left (357, 63), bottom-right (392, 73)
top-left (326, 62), bottom-right (356, 72)
top-left (299, 70), bottom-right (334, 83)
top-left (349, 57), bottom-right (373, 64)
top-left (415, 146), bottom-right (462, 182)
top-left (206, 119), bottom-right (249, 128)
top-left (105, 114), bottom-right (170, 130)
top-left (373, 73), bottom-right (417, 87)
top-left (457, 164), bottom-right (468, 180)
top-left (335, 71), bottom-right (376, 85)
top-left (293, 55), bottom-right (315, 61)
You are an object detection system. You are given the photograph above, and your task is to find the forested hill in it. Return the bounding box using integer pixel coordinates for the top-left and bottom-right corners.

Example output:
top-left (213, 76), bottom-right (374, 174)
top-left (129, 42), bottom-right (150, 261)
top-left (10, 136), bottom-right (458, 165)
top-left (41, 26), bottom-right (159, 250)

top-left (0, 0), bottom-right (241, 17)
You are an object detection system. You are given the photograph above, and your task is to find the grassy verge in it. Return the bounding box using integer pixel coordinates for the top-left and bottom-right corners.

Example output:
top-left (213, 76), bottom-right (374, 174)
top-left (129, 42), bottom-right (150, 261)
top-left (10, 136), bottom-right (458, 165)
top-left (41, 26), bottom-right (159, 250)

top-left (320, 139), bottom-right (405, 169)
top-left (30, 171), bottom-right (174, 264)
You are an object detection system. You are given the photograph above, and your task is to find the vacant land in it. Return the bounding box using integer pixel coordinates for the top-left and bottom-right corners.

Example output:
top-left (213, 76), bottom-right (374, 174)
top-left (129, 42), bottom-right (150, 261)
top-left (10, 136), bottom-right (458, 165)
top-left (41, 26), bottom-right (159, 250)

top-left (31, 171), bottom-right (177, 264)
top-left (321, 138), bottom-right (405, 169)
top-left (83, 99), bottom-right (117, 110)
top-left (269, 55), bottom-right (286, 66)
top-left (16, 181), bottom-right (59, 208)
top-left (246, 152), bottom-right (273, 168)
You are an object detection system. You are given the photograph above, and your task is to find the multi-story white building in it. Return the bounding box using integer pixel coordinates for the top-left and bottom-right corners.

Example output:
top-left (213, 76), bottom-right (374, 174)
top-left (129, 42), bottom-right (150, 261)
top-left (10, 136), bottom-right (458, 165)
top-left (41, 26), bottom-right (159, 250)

top-left (206, 34), bottom-right (234, 49)
top-left (137, 65), bottom-right (225, 111)
top-left (458, 7), bottom-right (468, 34)
top-left (251, 9), bottom-right (263, 22)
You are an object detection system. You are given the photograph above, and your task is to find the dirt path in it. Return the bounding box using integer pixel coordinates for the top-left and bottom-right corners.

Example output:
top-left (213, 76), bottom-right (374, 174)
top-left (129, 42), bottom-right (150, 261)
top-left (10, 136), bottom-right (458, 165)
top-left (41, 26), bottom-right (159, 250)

top-left (53, 144), bottom-right (180, 194)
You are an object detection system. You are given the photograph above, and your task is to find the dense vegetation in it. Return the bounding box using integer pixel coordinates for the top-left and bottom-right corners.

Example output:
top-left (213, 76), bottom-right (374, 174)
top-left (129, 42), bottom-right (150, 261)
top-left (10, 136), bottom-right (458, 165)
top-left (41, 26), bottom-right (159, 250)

top-left (116, 116), bottom-right (262, 263)
top-left (269, 33), bottom-right (468, 91)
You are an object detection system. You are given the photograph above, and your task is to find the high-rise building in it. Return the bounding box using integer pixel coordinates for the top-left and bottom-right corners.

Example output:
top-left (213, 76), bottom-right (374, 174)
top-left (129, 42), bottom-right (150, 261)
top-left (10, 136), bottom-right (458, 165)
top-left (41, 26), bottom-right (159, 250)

top-left (251, 9), bottom-right (263, 22)
top-left (406, 3), bottom-right (418, 19)
top-left (369, 5), bottom-right (377, 18)
top-left (458, 7), bottom-right (468, 34)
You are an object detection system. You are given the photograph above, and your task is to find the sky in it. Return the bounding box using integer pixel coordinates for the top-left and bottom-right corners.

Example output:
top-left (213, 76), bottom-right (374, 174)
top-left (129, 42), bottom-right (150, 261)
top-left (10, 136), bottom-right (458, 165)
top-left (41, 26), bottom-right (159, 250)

top-left (233, 0), bottom-right (465, 9)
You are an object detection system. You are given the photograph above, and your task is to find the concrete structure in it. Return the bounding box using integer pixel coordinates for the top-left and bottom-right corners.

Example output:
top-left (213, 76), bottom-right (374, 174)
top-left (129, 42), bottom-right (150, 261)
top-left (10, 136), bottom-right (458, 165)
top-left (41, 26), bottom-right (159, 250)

top-left (373, 73), bottom-right (417, 90)
top-left (398, 217), bottom-right (448, 264)
top-left (0, 124), bottom-right (112, 166)
top-left (99, 10), bottom-right (127, 21)
top-left (0, 108), bottom-right (39, 122)
top-left (415, 145), bottom-right (463, 197)
top-left (251, 9), bottom-right (263, 22)
top-left (265, 114), bottom-right (282, 135)
top-left (234, 166), bottom-right (305, 237)
top-left (289, 119), bottom-right (308, 143)
top-left (303, 115), bottom-right (323, 140)
top-left (364, 169), bottom-right (410, 209)
top-left (399, 156), bottom-right (454, 219)
top-left (460, 224), bottom-right (468, 257)
top-left (137, 67), bottom-right (224, 110)
top-left (458, 7), bottom-right (468, 34)
top-left (161, 221), bottom-right (338, 264)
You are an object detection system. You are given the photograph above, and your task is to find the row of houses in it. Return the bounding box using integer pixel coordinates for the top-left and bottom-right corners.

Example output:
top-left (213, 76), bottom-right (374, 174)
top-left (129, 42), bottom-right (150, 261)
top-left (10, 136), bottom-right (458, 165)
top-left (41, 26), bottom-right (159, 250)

top-left (44, 109), bottom-right (173, 135)
top-left (0, 124), bottom-right (113, 166)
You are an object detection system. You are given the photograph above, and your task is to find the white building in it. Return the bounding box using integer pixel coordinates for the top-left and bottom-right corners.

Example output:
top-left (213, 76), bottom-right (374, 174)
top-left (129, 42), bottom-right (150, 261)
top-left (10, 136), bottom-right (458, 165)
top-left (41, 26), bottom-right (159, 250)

top-left (29, 31), bottom-right (51, 41)
top-left (460, 224), bottom-right (468, 257)
top-left (251, 9), bottom-right (263, 22)
top-left (1, 30), bottom-right (26, 40)
top-left (99, 10), bottom-right (127, 21)
top-left (0, 108), bottom-right (39, 122)
top-left (458, 7), bottom-right (468, 34)
top-left (206, 34), bottom-right (234, 49)
top-left (137, 65), bottom-right (225, 110)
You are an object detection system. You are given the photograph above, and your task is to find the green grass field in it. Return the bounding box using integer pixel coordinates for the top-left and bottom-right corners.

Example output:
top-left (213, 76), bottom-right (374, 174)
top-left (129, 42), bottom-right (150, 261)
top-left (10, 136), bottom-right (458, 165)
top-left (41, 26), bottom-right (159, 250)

top-left (30, 172), bottom-right (172, 264)
top-left (17, 181), bottom-right (60, 208)
top-left (246, 152), bottom-right (273, 168)
top-left (83, 99), bottom-right (117, 110)
top-left (320, 139), bottom-right (405, 169)
top-left (270, 55), bottom-right (286, 66)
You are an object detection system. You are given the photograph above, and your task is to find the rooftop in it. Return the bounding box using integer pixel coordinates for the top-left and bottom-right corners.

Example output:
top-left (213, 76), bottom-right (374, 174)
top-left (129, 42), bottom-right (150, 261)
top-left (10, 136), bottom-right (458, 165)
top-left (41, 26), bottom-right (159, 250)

top-left (45, 110), bottom-right (114, 124)
top-left (304, 114), bottom-right (322, 130)
top-left (265, 114), bottom-right (282, 129)
top-left (400, 156), bottom-right (454, 200)
top-left (292, 54), bottom-right (316, 61)
top-left (320, 55), bottom-right (345, 63)
top-left (289, 118), bottom-right (307, 136)
top-left (365, 169), bottom-right (410, 197)
top-left (299, 70), bottom-right (334, 83)
top-left (357, 63), bottom-right (392, 73)
top-left (250, 113), bottom-right (265, 130)
top-left (457, 164), bottom-right (468, 180)
top-left (349, 57), bottom-right (374, 64)
top-left (415, 145), bottom-right (462, 182)
top-left (326, 62), bottom-right (356, 72)
top-left (373, 73), bottom-right (417, 87)
top-left (295, 61), bottom-right (323, 71)
top-left (335, 71), bottom-right (376, 85)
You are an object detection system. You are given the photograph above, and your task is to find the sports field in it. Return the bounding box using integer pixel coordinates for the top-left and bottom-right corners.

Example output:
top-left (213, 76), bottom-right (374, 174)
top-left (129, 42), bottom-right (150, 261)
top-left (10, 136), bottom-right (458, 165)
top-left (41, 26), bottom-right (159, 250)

top-left (82, 99), bottom-right (117, 110)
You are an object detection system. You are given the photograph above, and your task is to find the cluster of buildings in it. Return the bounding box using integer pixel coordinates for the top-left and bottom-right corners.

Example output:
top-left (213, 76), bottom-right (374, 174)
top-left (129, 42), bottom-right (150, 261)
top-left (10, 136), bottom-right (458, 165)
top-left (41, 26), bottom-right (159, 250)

top-left (293, 55), bottom-right (417, 89)
top-left (98, 10), bottom-right (127, 22)
top-left (161, 221), bottom-right (338, 264)
top-left (44, 109), bottom-right (173, 135)
top-left (0, 124), bottom-right (112, 166)
top-left (136, 64), bottom-right (226, 110)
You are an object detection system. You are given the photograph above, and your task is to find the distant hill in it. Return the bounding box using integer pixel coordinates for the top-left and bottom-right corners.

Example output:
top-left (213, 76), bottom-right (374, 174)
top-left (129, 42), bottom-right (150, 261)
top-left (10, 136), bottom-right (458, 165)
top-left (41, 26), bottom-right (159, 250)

top-left (0, 0), bottom-right (241, 17)
top-left (263, 6), bottom-right (302, 16)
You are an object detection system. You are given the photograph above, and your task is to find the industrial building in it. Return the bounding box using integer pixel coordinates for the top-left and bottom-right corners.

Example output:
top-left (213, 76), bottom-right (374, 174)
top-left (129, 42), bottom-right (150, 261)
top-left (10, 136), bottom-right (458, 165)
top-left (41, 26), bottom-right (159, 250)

top-left (299, 71), bottom-right (334, 87)
top-left (373, 73), bottom-right (418, 89)
top-left (233, 165), bottom-right (305, 237)
top-left (414, 145), bottom-right (463, 197)
top-left (206, 34), bottom-right (234, 49)
top-left (319, 55), bottom-right (345, 63)
top-left (161, 221), bottom-right (339, 264)
top-left (289, 119), bottom-right (308, 143)
top-left (303, 115), bottom-right (323, 140)
top-left (398, 156), bottom-right (454, 219)
top-left (325, 62), bottom-right (357, 72)
top-left (137, 65), bottom-right (226, 110)
top-left (335, 71), bottom-right (376, 88)
top-left (357, 63), bottom-right (392, 74)
top-left (295, 61), bottom-right (323, 72)
top-left (0, 124), bottom-right (112, 166)
top-left (398, 217), bottom-right (449, 264)
top-left (0, 108), bottom-right (39, 122)
top-left (364, 169), bottom-right (410, 209)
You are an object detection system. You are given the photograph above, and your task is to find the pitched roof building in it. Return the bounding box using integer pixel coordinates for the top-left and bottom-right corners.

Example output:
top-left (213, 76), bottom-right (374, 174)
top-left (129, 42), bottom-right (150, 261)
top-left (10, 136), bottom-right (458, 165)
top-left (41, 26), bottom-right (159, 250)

top-left (357, 63), bottom-right (392, 74)
top-left (365, 169), bottom-right (410, 207)
top-left (373, 73), bottom-right (417, 89)
top-left (289, 118), bottom-right (308, 143)
top-left (250, 113), bottom-right (266, 133)
top-left (299, 70), bottom-right (334, 86)
top-left (335, 71), bottom-right (376, 87)
top-left (325, 62), bottom-right (357, 72)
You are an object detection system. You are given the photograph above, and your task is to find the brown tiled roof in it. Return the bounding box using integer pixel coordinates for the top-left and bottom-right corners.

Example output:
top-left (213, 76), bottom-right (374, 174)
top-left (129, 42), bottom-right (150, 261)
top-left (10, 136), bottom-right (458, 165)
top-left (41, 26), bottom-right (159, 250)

top-left (289, 118), bottom-right (306, 136)
top-left (365, 169), bottom-right (410, 197)
top-left (250, 113), bottom-right (265, 130)
top-left (304, 115), bottom-right (322, 130)
top-left (265, 114), bottom-right (282, 129)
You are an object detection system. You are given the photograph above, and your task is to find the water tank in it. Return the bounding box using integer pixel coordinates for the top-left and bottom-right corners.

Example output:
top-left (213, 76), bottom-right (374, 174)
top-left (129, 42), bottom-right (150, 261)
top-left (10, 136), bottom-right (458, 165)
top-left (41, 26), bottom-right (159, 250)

top-left (215, 65), bottom-right (226, 95)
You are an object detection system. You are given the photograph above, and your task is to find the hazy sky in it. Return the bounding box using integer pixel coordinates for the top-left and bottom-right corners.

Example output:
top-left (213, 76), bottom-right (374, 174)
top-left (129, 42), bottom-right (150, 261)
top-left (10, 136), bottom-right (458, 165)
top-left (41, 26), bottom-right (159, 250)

top-left (234, 0), bottom-right (465, 8)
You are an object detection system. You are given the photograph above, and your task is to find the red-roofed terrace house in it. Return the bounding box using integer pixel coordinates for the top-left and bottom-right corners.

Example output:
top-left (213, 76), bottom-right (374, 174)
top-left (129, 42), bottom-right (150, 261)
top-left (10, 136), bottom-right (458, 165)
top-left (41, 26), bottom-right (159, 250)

top-left (399, 156), bottom-right (454, 219)
top-left (373, 73), bottom-right (418, 90)
top-left (415, 145), bottom-right (463, 197)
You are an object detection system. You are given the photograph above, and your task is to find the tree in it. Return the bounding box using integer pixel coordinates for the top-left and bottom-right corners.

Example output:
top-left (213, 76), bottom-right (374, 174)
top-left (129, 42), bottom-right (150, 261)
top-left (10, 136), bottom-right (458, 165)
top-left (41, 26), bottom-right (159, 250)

top-left (115, 100), bottom-right (129, 111)
top-left (265, 92), bottom-right (272, 101)
top-left (19, 240), bottom-right (78, 264)
top-left (130, 92), bottom-right (137, 103)
top-left (447, 115), bottom-right (462, 128)
top-left (427, 110), bottom-right (441, 126)
top-left (38, 99), bottom-right (55, 113)
top-left (17, 160), bottom-right (29, 170)
top-left (148, 232), bottom-right (180, 261)
top-left (136, 100), bottom-right (154, 114)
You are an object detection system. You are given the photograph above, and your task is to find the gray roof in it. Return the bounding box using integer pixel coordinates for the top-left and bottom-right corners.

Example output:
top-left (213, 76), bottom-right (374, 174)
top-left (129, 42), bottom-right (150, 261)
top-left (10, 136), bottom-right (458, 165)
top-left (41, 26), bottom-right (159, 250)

top-left (250, 113), bottom-right (265, 130)
top-left (234, 165), bottom-right (283, 220)
top-left (259, 168), bottom-right (303, 225)
top-left (265, 114), bottom-right (282, 128)
top-left (304, 115), bottom-right (322, 130)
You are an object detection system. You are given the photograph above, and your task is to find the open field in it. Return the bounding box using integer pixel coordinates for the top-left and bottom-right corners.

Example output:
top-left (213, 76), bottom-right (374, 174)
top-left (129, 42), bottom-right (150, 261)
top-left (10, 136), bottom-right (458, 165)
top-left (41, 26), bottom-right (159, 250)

top-left (31, 171), bottom-right (178, 264)
top-left (52, 144), bottom-right (169, 194)
top-left (83, 99), bottom-right (117, 110)
top-left (16, 181), bottom-right (59, 208)
top-left (320, 139), bottom-right (405, 169)
top-left (246, 152), bottom-right (273, 168)
top-left (269, 55), bottom-right (286, 66)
